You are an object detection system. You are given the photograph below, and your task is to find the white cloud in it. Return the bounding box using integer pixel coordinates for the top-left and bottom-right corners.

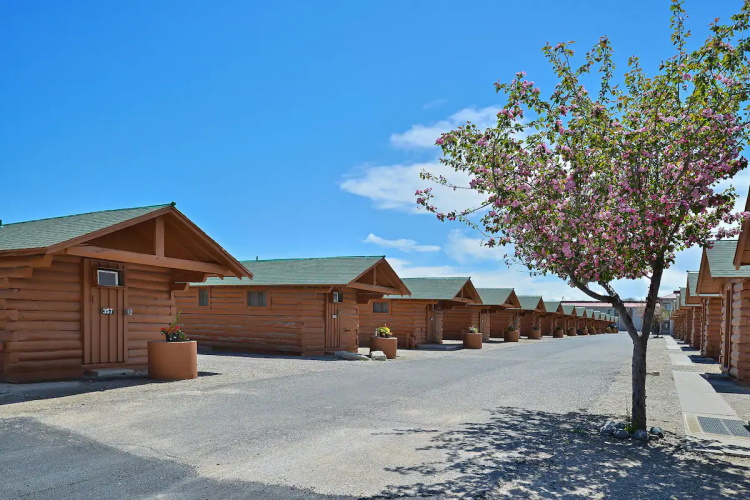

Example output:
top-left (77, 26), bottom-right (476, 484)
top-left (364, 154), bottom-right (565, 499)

top-left (444, 229), bottom-right (504, 264)
top-left (363, 233), bottom-right (441, 253)
top-left (390, 106), bottom-right (501, 149)
top-left (340, 161), bottom-right (486, 214)
top-left (422, 98), bottom-right (447, 110)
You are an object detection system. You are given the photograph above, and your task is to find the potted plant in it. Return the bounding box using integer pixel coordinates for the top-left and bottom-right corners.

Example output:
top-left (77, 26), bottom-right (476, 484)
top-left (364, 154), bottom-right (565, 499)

top-left (528, 324), bottom-right (542, 340)
top-left (463, 326), bottom-right (483, 349)
top-left (567, 327), bottom-right (577, 337)
top-left (371, 325), bottom-right (398, 359)
top-left (581, 326), bottom-right (589, 335)
top-left (553, 326), bottom-right (565, 338)
top-left (148, 312), bottom-right (198, 381)
top-left (504, 324), bottom-right (519, 342)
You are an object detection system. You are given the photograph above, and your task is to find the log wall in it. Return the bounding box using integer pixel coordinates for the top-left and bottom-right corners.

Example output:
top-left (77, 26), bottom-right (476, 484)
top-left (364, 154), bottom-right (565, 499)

top-left (488, 310), bottom-right (519, 338)
top-left (701, 297), bottom-right (722, 360)
top-left (359, 299), bottom-right (428, 349)
top-left (0, 256), bottom-right (177, 382)
top-left (721, 280), bottom-right (750, 382)
top-left (175, 286), bottom-right (361, 355)
top-left (442, 306), bottom-right (480, 340)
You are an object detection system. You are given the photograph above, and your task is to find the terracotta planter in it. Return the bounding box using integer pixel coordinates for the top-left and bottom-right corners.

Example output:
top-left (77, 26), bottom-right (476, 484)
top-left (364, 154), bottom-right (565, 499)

top-left (148, 340), bottom-right (198, 381)
top-left (527, 329), bottom-right (542, 340)
top-left (463, 332), bottom-right (483, 349)
top-left (371, 336), bottom-right (397, 359)
top-left (581, 328), bottom-right (589, 336)
top-left (553, 329), bottom-right (565, 338)
top-left (567, 328), bottom-right (577, 337)
top-left (504, 329), bottom-right (519, 342)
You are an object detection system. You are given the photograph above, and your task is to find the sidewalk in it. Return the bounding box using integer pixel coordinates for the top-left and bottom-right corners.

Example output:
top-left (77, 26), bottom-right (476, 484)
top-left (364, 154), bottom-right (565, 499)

top-left (666, 336), bottom-right (750, 457)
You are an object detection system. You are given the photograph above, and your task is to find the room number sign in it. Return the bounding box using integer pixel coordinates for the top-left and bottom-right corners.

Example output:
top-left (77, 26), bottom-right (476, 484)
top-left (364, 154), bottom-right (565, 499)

top-left (101, 308), bottom-right (115, 315)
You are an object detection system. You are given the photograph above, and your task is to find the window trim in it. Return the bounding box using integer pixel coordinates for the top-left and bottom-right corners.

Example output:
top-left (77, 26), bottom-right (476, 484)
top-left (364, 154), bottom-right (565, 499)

top-left (372, 302), bottom-right (389, 314)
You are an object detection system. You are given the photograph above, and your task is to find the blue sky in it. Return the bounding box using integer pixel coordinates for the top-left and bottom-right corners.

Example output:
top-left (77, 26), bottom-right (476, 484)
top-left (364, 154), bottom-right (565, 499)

top-left (1, 0), bottom-right (747, 300)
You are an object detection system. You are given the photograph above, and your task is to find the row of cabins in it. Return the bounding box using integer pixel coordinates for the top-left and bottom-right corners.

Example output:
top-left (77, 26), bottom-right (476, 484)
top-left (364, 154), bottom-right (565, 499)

top-left (0, 204), bottom-right (616, 382)
top-left (671, 192), bottom-right (750, 383)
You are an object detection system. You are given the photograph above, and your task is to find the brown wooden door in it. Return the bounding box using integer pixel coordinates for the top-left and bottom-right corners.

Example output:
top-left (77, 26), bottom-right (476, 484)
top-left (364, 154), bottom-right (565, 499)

top-left (324, 293), bottom-right (341, 349)
top-left (479, 311), bottom-right (490, 339)
top-left (83, 260), bottom-right (126, 365)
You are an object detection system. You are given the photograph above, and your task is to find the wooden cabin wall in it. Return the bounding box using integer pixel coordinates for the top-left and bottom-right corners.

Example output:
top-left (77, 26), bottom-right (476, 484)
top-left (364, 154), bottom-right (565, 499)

top-left (176, 286), bottom-right (322, 355)
top-left (702, 297), bottom-right (722, 360)
top-left (442, 307), bottom-right (480, 340)
top-left (539, 315), bottom-right (557, 336)
top-left (721, 279), bottom-right (750, 382)
top-left (0, 255), bottom-right (84, 381)
top-left (488, 310), bottom-right (518, 338)
top-left (359, 300), bottom-right (428, 349)
top-left (123, 263), bottom-right (176, 367)
top-left (518, 313), bottom-right (540, 337)
top-left (175, 285), bottom-right (361, 355)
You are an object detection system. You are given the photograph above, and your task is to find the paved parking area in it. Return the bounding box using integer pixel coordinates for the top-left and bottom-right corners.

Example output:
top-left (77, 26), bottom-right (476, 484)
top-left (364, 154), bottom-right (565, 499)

top-left (2, 335), bottom-right (749, 499)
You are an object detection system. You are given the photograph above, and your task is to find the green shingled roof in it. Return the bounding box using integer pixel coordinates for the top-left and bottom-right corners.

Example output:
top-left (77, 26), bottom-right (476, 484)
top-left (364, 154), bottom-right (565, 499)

top-left (514, 295), bottom-right (544, 311)
top-left (387, 277), bottom-right (471, 300)
top-left (561, 304), bottom-right (577, 315)
top-left (575, 307), bottom-right (587, 317)
top-left (0, 204), bottom-right (172, 252)
top-left (543, 300), bottom-right (562, 313)
top-left (678, 287), bottom-right (697, 308)
top-left (476, 288), bottom-right (515, 306)
top-left (688, 271), bottom-right (719, 298)
top-left (705, 240), bottom-right (750, 278)
top-left (193, 256), bottom-right (386, 286)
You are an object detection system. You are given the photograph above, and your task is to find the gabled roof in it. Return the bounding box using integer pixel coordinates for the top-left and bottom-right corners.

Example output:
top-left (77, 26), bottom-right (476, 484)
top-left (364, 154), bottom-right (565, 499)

top-left (194, 256), bottom-right (409, 294)
top-left (543, 300), bottom-right (563, 314)
top-left (387, 277), bottom-right (480, 303)
top-left (513, 295), bottom-right (546, 313)
top-left (686, 271), bottom-right (719, 304)
top-left (575, 307), bottom-right (587, 317)
top-left (697, 240), bottom-right (750, 294)
top-left (0, 205), bottom-right (171, 253)
top-left (561, 304), bottom-right (578, 316)
top-left (476, 288), bottom-right (521, 308)
top-left (0, 204), bottom-right (250, 278)
top-left (733, 187), bottom-right (750, 268)
top-left (678, 287), bottom-right (698, 308)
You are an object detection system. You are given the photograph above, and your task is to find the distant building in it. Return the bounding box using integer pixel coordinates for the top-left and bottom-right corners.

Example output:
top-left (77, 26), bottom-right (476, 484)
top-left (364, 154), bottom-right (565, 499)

top-left (658, 291), bottom-right (679, 335)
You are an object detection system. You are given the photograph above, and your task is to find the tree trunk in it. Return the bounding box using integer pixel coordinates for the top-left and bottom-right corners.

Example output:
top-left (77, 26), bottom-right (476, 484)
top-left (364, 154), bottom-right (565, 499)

top-left (631, 334), bottom-right (648, 430)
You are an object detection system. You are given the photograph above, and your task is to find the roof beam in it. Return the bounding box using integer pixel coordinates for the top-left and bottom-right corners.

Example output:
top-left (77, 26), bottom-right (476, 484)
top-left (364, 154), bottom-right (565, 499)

top-left (64, 245), bottom-right (231, 276)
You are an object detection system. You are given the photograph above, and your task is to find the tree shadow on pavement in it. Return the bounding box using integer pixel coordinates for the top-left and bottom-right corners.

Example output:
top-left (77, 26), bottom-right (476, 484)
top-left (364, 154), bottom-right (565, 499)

top-left (374, 407), bottom-right (750, 499)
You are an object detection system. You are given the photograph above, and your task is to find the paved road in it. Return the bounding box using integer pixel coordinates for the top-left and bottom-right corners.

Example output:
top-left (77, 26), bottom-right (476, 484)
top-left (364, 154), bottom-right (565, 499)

top-left (1, 335), bottom-right (633, 499)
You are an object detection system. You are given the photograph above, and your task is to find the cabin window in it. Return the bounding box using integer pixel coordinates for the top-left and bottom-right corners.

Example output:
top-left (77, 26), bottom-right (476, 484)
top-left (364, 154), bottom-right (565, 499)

top-left (332, 292), bottom-right (344, 303)
top-left (373, 302), bottom-right (389, 313)
top-left (247, 291), bottom-right (267, 307)
top-left (97, 269), bottom-right (122, 287)
top-left (198, 289), bottom-right (209, 306)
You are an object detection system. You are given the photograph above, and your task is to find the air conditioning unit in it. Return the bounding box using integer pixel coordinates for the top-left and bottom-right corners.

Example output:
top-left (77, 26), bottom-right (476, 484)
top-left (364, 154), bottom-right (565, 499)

top-left (97, 269), bottom-right (120, 287)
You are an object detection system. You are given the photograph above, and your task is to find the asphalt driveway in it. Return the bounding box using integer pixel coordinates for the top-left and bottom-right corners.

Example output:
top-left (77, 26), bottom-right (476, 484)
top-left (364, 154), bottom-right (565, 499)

top-left (3, 335), bottom-right (748, 499)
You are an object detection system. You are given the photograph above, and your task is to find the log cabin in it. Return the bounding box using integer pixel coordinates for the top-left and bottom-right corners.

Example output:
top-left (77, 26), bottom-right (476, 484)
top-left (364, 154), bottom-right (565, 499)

top-left (176, 256), bottom-right (409, 355)
top-left (685, 271), bottom-right (720, 355)
top-left (0, 203), bottom-right (250, 382)
top-left (475, 288), bottom-right (522, 340)
top-left (574, 307), bottom-right (590, 333)
top-left (360, 277), bottom-right (481, 347)
top-left (512, 296), bottom-right (547, 339)
top-left (540, 300), bottom-right (563, 336)
top-left (560, 304), bottom-right (580, 333)
top-left (696, 239), bottom-right (750, 380)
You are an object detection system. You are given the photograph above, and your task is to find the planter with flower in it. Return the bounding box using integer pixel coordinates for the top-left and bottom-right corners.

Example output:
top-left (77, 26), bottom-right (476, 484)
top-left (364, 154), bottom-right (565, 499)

top-left (567, 327), bottom-right (577, 337)
top-left (371, 325), bottom-right (398, 359)
top-left (553, 326), bottom-right (565, 338)
top-left (463, 326), bottom-right (483, 349)
top-left (504, 324), bottom-right (519, 342)
top-left (528, 324), bottom-right (542, 340)
top-left (147, 312), bottom-right (198, 381)
top-left (581, 327), bottom-right (589, 336)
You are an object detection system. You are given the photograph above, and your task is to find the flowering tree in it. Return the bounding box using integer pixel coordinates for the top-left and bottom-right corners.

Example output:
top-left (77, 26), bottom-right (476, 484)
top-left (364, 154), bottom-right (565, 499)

top-left (417, 1), bottom-right (750, 430)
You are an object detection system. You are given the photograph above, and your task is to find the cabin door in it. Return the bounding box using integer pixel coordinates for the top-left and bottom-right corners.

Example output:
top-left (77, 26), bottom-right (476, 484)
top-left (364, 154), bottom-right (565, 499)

top-left (83, 260), bottom-right (126, 365)
top-left (426, 307), bottom-right (444, 343)
top-left (479, 311), bottom-right (490, 340)
top-left (325, 292), bottom-right (342, 349)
